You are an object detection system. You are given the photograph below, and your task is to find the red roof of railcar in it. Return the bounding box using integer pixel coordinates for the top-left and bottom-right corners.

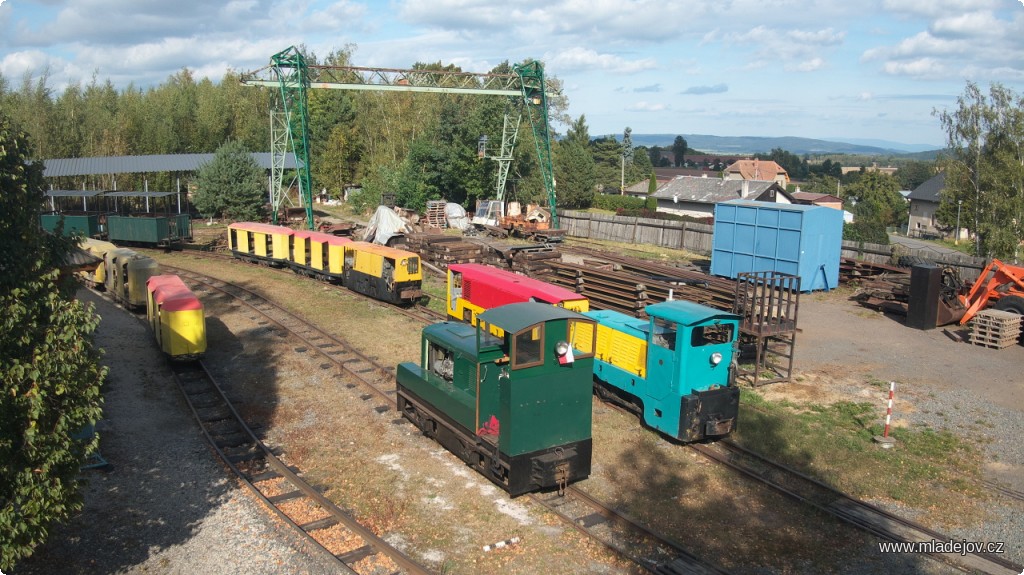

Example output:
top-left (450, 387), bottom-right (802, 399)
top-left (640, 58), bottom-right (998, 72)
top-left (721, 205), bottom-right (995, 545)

top-left (449, 263), bottom-right (584, 308)
top-left (148, 274), bottom-right (203, 311)
top-left (228, 222), bottom-right (295, 235)
top-left (293, 229), bottom-right (352, 246)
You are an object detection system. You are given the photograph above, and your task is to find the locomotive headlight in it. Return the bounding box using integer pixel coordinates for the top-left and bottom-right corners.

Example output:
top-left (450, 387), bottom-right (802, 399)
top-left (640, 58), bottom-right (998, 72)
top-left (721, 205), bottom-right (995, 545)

top-left (400, 258), bottom-right (408, 266)
top-left (555, 340), bottom-right (570, 356)
top-left (710, 352), bottom-right (723, 366)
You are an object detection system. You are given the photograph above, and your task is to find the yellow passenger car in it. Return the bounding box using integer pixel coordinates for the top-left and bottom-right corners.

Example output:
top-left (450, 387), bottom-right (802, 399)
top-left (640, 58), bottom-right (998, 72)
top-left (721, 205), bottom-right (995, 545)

top-left (104, 248), bottom-right (159, 309)
top-left (342, 241), bottom-right (423, 304)
top-left (77, 237), bottom-right (119, 288)
top-left (290, 229), bottom-right (352, 280)
top-left (146, 274), bottom-right (207, 360)
top-left (227, 222), bottom-right (294, 266)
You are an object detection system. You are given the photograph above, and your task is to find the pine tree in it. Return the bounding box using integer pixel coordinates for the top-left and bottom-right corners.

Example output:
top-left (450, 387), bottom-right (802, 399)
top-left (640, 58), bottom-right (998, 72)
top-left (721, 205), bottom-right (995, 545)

top-left (193, 140), bottom-right (267, 221)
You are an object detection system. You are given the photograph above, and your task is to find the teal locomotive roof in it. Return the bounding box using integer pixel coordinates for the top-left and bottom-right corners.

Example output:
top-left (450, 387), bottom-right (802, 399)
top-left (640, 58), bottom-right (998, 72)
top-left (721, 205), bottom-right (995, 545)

top-left (478, 302), bottom-right (588, 333)
top-left (645, 300), bottom-right (740, 326)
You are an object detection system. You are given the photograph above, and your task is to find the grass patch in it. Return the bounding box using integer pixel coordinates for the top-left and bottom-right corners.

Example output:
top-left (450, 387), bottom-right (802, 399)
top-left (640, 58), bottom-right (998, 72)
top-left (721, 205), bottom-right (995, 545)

top-left (735, 390), bottom-right (985, 526)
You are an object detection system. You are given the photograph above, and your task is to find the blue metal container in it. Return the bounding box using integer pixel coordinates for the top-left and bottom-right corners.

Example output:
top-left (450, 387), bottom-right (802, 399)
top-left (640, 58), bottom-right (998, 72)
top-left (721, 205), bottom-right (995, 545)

top-left (710, 200), bottom-right (843, 291)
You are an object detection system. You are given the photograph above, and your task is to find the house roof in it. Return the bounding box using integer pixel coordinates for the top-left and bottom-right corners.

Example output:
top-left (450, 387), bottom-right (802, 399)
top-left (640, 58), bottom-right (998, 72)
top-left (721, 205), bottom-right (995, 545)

top-left (625, 179), bottom-right (652, 194)
top-left (908, 171), bottom-right (945, 203)
top-left (650, 175), bottom-right (788, 204)
top-left (792, 192), bottom-right (841, 203)
top-left (724, 159), bottom-right (789, 182)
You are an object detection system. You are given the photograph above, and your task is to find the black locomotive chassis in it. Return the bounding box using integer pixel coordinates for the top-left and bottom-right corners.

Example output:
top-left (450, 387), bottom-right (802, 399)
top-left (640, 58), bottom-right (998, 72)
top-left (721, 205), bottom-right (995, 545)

top-left (680, 385), bottom-right (740, 441)
top-left (397, 386), bottom-right (592, 497)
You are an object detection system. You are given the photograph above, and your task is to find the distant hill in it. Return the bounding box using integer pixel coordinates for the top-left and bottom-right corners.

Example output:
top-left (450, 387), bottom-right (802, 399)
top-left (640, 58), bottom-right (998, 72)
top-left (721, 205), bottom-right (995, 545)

top-left (628, 133), bottom-right (941, 156)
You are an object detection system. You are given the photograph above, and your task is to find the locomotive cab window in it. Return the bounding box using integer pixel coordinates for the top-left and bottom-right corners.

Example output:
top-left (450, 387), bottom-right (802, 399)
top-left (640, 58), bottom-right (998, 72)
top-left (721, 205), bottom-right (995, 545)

top-left (651, 318), bottom-right (677, 351)
top-left (428, 342), bottom-right (455, 383)
top-left (512, 324), bottom-right (544, 369)
top-left (691, 323), bottom-right (734, 347)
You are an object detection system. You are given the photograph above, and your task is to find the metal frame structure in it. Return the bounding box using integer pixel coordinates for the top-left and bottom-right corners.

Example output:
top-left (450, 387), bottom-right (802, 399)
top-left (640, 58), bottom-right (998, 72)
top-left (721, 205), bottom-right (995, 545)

top-left (732, 271), bottom-right (801, 387)
top-left (241, 46), bottom-right (558, 230)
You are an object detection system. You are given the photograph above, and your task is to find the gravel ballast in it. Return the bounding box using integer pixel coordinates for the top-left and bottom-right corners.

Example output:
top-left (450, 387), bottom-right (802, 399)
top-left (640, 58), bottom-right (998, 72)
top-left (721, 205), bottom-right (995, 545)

top-left (17, 289), bottom-right (337, 575)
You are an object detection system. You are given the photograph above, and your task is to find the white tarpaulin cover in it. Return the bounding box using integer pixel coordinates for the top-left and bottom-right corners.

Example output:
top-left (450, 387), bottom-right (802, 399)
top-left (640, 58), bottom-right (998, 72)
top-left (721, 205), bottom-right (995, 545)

top-left (363, 205), bottom-right (411, 245)
top-left (445, 202), bottom-right (470, 230)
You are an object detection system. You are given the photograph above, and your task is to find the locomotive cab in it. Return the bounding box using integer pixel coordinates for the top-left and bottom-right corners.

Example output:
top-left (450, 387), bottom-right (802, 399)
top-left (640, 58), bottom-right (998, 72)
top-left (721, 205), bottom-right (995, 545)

top-left (397, 302), bottom-right (596, 497)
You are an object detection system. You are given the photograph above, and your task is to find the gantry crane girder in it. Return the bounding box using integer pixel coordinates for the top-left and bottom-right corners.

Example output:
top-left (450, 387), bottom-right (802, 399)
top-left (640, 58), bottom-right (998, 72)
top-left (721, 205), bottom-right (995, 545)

top-left (241, 47), bottom-right (559, 230)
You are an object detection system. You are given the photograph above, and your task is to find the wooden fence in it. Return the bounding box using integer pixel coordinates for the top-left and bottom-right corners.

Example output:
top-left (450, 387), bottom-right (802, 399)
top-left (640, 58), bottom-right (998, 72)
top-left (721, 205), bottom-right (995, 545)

top-left (558, 210), bottom-right (714, 253)
top-left (557, 209), bottom-right (988, 281)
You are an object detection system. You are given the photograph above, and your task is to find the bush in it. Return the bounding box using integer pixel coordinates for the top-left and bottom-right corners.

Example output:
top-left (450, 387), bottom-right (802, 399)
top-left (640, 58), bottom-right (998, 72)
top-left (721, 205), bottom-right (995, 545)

top-left (592, 194), bottom-right (646, 211)
top-left (843, 220), bottom-right (889, 244)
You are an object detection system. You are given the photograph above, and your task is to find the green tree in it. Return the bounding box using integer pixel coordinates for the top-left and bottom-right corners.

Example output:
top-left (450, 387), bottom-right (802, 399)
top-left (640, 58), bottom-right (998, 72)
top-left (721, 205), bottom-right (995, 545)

top-left (672, 136), bottom-right (687, 167)
top-left (844, 171), bottom-right (906, 230)
top-left (894, 161), bottom-right (936, 191)
top-left (193, 140), bottom-right (267, 221)
top-left (554, 115), bottom-right (597, 209)
top-left (935, 82), bottom-right (1024, 259)
top-left (591, 135), bottom-right (624, 192)
top-left (1, 112), bottom-right (106, 571)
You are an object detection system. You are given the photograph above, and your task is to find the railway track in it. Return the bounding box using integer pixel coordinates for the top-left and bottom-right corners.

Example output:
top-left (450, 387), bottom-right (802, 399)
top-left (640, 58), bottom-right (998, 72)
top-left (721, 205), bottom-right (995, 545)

top-left (163, 265), bottom-right (730, 574)
top-left (169, 358), bottom-right (428, 575)
top-left (689, 439), bottom-right (1022, 575)
top-left (530, 487), bottom-right (728, 574)
top-left (982, 479), bottom-right (1024, 503)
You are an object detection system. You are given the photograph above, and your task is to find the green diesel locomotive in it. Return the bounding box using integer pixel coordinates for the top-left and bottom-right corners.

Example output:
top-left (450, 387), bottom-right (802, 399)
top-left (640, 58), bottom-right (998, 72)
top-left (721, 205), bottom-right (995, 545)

top-left (397, 302), bottom-right (597, 497)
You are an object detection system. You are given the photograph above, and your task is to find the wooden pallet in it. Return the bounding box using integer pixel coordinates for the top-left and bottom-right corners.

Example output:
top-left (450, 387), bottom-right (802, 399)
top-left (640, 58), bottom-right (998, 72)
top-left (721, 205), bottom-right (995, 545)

top-left (968, 309), bottom-right (1022, 348)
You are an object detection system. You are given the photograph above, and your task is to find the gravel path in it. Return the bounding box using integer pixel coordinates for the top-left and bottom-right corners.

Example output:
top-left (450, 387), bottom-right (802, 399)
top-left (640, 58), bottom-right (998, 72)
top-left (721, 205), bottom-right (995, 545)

top-left (16, 289), bottom-right (337, 575)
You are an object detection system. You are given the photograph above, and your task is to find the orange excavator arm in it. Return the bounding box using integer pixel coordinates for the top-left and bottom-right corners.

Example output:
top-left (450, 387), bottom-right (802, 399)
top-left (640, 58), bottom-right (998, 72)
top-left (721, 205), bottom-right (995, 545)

top-left (957, 259), bottom-right (1024, 324)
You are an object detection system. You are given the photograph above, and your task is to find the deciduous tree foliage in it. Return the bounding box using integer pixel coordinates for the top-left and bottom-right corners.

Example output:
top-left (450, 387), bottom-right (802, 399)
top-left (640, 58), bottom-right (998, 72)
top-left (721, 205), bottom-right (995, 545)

top-left (844, 171), bottom-right (907, 231)
top-left (935, 82), bottom-right (1024, 259)
top-left (0, 112), bottom-right (106, 571)
top-left (193, 140), bottom-right (267, 221)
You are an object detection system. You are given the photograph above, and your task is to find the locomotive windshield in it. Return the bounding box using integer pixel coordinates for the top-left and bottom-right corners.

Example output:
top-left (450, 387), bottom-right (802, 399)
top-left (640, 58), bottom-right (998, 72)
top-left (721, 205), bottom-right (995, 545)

top-left (691, 323), bottom-right (734, 346)
top-left (513, 325), bottom-right (544, 369)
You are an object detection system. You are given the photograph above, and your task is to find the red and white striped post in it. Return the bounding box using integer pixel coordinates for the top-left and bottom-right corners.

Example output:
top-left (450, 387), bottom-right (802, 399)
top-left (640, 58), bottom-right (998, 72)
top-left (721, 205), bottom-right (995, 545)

top-left (874, 381), bottom-right (897, 448)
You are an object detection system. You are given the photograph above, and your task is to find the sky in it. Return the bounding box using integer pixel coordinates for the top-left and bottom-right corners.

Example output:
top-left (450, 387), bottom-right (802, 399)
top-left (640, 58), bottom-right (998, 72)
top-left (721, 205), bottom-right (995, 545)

top-left (2, 0), bottom-right (1023, 150)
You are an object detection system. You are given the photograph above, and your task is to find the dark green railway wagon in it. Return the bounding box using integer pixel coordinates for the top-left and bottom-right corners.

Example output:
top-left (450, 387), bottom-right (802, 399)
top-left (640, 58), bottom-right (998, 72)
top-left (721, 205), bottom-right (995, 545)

top-left (107, 214), bottom-right (191, 246)
top-left (397, 302), bottom-right (597, 497)
top-left (40, 214), bottom-right (100, 238)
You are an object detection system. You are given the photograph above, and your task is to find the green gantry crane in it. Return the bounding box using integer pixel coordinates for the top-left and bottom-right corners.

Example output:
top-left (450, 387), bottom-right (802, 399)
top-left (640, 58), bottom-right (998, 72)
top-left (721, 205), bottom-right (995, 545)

top-left (241, 46), bottom-right (559, 230)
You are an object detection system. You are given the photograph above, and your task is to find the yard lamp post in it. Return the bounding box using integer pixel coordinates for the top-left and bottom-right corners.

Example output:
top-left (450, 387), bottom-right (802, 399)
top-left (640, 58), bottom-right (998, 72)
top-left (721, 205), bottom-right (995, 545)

top-left (955, 199), bottom-right (962, 245)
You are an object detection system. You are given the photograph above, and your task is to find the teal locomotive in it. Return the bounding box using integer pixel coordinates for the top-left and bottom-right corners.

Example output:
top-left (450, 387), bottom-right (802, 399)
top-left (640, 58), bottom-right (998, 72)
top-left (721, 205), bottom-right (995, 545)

top-left (397, 302), bottom-right (597, 497)
top-left (579, 300), bottom-right (741, 442)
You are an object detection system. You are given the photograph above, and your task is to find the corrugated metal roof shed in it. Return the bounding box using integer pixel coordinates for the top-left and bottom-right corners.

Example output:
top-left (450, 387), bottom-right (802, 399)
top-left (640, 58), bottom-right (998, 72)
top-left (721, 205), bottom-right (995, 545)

top-left (103, 191), bottom-right (177, 198)
top-left (43, 153), bottom-right (299, 178)
top-left (45, 190), bottom-right (106, 197)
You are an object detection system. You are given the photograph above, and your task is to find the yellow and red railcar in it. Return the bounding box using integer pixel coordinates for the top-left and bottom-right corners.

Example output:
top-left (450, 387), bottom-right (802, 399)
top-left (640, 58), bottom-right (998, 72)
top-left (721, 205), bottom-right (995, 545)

top-left (146, 274), bottom-right (207, 361)
top-left (290, 229), bottom-right (352, 281)
top-left (447, 263), bottom-right (588, 325)
top-left (227, 222), bottom-right (294, 266)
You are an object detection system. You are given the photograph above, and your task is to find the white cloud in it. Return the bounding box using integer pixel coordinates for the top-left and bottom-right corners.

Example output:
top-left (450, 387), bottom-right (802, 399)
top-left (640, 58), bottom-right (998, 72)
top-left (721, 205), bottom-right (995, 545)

top-left (882, 0), bottom-right (1001, 18)
top-left (788, 57), bottom-right (824, 72)
top-left (881, 58), bottom-right (947, 78)
top-left (545, 47), bottom-right (656, 74)
top-left (625, 101), bottom-right (667, 112)
top-left (931, 11), bottom-right (1004, 37)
